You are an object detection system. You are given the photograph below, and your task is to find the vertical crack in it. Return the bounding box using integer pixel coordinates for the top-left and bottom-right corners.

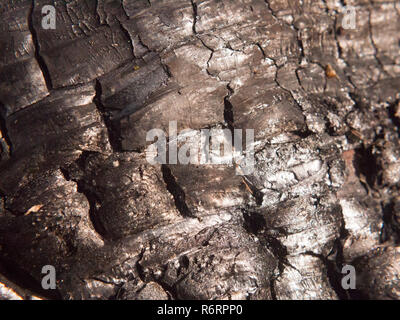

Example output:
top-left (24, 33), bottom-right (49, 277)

top-left (137, 34), bottom-right (151, 52)
top-left (264, 0), bottom-right (278, 21)
top-left (270, 58), bottom-right (307, 124)
top-left (367, 5), bottom-right (388, 78)
top-left (161, 164), bottom-right (192, 218)
top-left (94, 79), bottom-right (122, 151)
top-left (135, 248), bottom-right (147, 283)
top-left (295, 30), bottom-right (305, 63)
top-left (223, 84), bottom-right (234, 134)
top-left (265, 0), bottom-right (304, 64)
top-left (380, 200), bottom-right (400, 244)
top-left (28, 0), bottom-right (53, 90)
top-left (116, 18), bottom-right (135, 59)
top-left (190, 0), bottom-right (198, 35)
top-left (269, 276), bottom-right (277, 300)
top-left (242, 208), bottom-right (294, 285)
top-left (0, 109), bottom-right (11, 159)
top-left (305, 250), bottom-right (349, 300)
top-left (60, 152), bottom-right (110, 240)
top-left (303, 209), bottom-right (357, 300)
top-left (322, 2), bottom-right (357, 90)
top-left (255, 43), bottom-right (266, 59)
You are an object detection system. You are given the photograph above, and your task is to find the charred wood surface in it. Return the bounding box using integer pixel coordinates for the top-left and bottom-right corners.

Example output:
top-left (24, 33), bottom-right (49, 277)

top-left (0, 0), bottom-right (399, 300)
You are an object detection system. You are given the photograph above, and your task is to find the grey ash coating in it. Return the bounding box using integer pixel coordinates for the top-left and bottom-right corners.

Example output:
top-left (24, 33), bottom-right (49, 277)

top-left (0, 0), bottom-right (399, 300)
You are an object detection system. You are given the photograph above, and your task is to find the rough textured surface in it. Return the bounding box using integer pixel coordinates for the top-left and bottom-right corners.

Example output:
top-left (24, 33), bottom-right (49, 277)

top-left (0, 0), bottom-right (399, 300)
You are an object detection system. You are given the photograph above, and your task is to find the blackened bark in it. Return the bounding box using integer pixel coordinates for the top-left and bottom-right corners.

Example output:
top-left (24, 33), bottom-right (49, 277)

top-left (0, 0), bottom-right (399, 300)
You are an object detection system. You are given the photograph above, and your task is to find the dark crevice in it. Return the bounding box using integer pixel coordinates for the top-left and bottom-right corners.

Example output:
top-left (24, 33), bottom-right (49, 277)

top-left (190, 0), bottom-right (198, 35)
top-left (255, 43), bottom-right (266, 59)
top-left (305, 250), bottom-right (349, 300)
top-left (269, 277), bottom-right (277, 300)
top-left (116, 19), bottom-right (135, 59)
top-left (242, 209), bottom-right (291, 274)
top-left (262, 234), bottom-right (298, 301)
top-left (292, 129), bottom-right (314, 139)
top-left (242, 209), bottom-right (266, 234)
top-left (135, 248), bottom-right (147, 283)
top-left (380, 201), bottom-right (400, 244)
top-left (324, 220), bottom-right (350, 299)
top-left (353, 146), bottom-right (380, 188)
top-left (224, 86), bottom-right (264, 205)
top-left (161, 164), bottom-right (192, 218)
top-left (94, 79), bottom-right (122, 151)
top-left (137, 34), bottom-right (151, 52)
top-left (223, 84), bottom-right (235, 152)
top-left (28, 0), bottom-right (53, 90)
top-left (204, 50), bottom-right (215, 78)
top-left (296, 35), bottom-right (305, 63)
top-left (0, 0), bottom-right (398, 301)
top-left (161, 59), bottom-right (172, 78)
top-left (320, 0), bottom-right (330, 15)
top-left (136, 252), bottom-right (176, 299)
top-left (270, 60), bottom-right (306, 122)
top-left (110, 283), bottom-right (126, 300)
top-left (329, 201), bottom-right (369, 300)
top-left (388, 100), bottom-right (400, 137)
top-left (264, 236), bottom-right (292, 275)
top-left (0, 105), bottom-right (11, 159)
top-left (223, 95), bottom-right (234, 134)
top-left (77, 183), bottom-right (109, 240)
top-left (154, 275), bottom-right (178, 300)
top-left (156, 280), bottom-right (177, 300)
top-left (306, 215), bottom-right (367, 300)
top-left (264, 0), bottom-right (278, 21)
top-left (242, 178), bottom-right (264, 206)
top-left (60, 152), bottom-right (110, 241)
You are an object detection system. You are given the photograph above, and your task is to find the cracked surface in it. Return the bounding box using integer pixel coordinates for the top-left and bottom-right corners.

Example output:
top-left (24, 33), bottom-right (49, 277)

top-left (0, 0), bottom-right (399, 300)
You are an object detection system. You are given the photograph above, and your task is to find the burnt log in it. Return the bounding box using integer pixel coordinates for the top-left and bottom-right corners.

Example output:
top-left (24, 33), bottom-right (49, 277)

top-left (0, 0), bottom-right (399, 300)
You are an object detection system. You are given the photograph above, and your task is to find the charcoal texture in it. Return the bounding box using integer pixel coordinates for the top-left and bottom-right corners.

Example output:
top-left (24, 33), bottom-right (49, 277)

top-left (0, 0), bottom-right (399, 300)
